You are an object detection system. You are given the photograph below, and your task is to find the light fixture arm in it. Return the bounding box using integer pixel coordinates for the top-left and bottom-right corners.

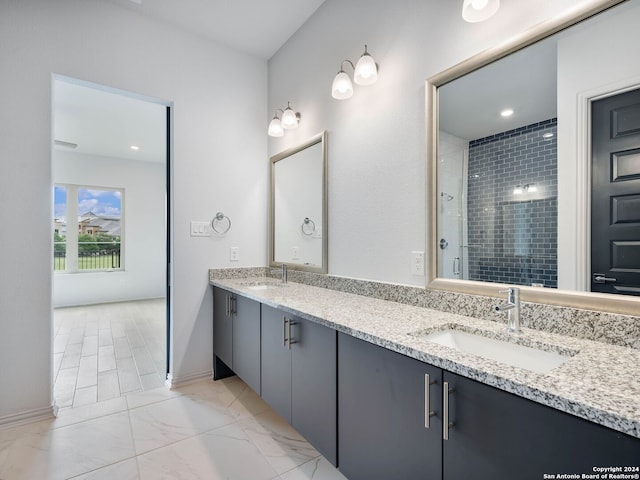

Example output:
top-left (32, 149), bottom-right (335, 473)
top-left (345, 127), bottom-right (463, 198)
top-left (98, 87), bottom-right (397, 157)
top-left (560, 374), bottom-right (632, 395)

top-left (338, 60), bottom-right (356, 73)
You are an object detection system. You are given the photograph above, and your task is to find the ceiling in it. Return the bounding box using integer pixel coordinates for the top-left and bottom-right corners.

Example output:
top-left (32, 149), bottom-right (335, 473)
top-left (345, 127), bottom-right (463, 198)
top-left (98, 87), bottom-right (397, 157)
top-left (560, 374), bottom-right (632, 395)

top-left (54, 79), bottom-right (167, 163)
top-left (439, 35), bottom-right (558, 141)
top-left (54, 0), bottom-right (326, 163)
top-left (103, 0), bottom-right (326, 60)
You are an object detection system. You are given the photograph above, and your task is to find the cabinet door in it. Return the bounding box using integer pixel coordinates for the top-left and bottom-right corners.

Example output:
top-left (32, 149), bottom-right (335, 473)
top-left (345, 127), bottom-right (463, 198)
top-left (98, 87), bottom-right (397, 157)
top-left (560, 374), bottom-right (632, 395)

top-left (291, 317), bottom-right (337, 466)
top-left (338, 333), bottom-right (443, 480)
top-left (232, 295), bottom-right (261, 394)
top-left (260, 304), bottom-right (292, 423)
top-left (213, 287), bottom-right (233, 368)
top-left (443, 371), bottom-right (640, 480)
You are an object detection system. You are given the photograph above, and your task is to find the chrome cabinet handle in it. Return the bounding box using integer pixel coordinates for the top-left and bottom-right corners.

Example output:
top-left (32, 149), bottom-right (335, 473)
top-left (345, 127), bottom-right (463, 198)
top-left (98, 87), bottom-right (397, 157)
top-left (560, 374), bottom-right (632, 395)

top-left (231, 296), bottom-right (236, 315)
top-left (443, 381), bottom-right (455, 440)
top-left (424, 374), bottom-right (436, 429)
top-left (225, 295), bottom-right (230, 317)
top-left (283, 317), bottom-right (288, 348)
top-left (288, 321), bottom-right (297, 350)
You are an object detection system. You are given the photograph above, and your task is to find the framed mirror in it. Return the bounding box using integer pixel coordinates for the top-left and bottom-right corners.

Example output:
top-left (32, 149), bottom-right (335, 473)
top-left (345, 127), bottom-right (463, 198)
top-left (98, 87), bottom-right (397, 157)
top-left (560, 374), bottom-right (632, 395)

top-left (270, 131), bottom-right (328, 273)
top-left (427, 0), bottom-right (640, 315)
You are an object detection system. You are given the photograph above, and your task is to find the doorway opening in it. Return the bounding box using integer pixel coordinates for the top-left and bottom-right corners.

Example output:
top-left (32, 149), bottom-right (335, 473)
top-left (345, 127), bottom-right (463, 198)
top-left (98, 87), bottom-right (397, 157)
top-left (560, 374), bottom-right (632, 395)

top-left (52, 76), bottom-right (172, 408)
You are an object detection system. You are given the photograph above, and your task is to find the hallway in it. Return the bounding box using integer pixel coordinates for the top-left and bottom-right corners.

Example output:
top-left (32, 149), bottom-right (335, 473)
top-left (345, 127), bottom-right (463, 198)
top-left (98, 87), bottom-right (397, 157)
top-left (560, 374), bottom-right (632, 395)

top-left (53, 299), bottom-right (166, 409)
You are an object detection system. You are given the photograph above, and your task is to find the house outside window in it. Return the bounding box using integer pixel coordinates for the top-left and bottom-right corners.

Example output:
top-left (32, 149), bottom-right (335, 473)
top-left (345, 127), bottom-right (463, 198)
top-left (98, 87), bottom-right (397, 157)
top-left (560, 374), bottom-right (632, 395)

top-left (54, 185), bottom-right (124, 272)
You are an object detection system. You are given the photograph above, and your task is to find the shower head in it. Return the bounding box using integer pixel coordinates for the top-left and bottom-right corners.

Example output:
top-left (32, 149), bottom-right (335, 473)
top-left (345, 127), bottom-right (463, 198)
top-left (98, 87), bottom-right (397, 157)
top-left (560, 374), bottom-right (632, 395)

top-left (440, 192), bottom-right (454, 201)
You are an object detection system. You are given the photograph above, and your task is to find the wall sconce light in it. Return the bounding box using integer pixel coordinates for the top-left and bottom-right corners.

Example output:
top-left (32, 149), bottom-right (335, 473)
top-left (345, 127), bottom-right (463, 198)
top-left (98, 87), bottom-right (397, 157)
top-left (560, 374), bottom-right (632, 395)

top-left (331, 44), bottom-right (378, 100)
top-left (268, 101), bottom-right (300, 137)
top-left (462, 0), bottom-right (500, 23)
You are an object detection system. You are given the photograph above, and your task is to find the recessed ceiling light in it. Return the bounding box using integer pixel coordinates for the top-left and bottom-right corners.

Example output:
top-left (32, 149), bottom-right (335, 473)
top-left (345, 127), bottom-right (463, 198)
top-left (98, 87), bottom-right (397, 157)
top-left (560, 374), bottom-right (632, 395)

top-left (500, 109), bottom-right (514, 117)
top-left (130, 145), bottom-right (140, 151)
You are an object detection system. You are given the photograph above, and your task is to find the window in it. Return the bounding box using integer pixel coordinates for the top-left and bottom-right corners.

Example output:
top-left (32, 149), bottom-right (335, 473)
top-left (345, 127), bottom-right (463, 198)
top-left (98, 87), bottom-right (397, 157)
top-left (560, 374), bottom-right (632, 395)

top-left (54, 185), bottom-right (124, 272)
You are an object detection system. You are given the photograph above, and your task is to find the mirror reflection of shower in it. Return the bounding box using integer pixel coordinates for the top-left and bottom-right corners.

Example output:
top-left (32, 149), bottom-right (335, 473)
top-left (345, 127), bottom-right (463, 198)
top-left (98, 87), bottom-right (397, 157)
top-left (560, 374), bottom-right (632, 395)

top-left (437, 131), bottom-right (469, 280)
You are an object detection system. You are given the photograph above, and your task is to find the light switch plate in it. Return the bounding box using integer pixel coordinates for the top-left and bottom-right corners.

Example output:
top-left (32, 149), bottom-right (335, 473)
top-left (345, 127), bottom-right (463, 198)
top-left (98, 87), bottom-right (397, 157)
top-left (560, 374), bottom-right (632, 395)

top-left (230, 247), bottom-right (240, 262)
top-left (190, 221), bottom-right (211, 237)
top-left (292, 246), bottom-right (299, 259)
top-left (411, 251), bottom-right (425, 276)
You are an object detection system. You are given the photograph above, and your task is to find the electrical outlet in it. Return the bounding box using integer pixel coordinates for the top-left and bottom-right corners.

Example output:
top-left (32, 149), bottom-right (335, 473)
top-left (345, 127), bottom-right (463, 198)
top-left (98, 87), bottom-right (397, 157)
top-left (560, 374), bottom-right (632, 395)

top-left (292, 246), bottom-right (299, 259)
top-left (411, 251), bottom-right (425, 275)
top-left (230, 247), bottom-right (240, 262)
top-left (190, 221), bottom-right (211, 237)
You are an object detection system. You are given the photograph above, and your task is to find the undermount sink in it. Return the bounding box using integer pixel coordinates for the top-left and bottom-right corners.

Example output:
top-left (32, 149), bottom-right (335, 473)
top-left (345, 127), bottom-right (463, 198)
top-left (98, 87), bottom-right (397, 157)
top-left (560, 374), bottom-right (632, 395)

top-left (418, 327), bottom-right (575, 374)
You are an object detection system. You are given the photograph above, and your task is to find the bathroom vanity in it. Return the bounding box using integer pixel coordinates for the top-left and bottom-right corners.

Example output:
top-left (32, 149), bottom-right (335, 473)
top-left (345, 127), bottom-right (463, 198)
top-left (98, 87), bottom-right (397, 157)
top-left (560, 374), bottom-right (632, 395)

top-left (211, 276), bottom-right (640, 479)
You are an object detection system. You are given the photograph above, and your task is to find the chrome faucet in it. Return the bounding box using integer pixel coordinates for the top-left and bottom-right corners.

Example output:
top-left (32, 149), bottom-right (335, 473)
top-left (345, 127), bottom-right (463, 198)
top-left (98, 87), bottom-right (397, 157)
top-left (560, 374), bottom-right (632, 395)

top-left (495, 287), bottom-right (521, 333)
top-left (281, 263), bottom-right (287, 285)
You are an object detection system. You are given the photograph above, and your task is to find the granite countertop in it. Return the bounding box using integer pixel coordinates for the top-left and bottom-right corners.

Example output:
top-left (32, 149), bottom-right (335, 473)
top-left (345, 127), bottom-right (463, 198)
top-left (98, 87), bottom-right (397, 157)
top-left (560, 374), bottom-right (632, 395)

top-left (210, 276), bottom-right (640, 439)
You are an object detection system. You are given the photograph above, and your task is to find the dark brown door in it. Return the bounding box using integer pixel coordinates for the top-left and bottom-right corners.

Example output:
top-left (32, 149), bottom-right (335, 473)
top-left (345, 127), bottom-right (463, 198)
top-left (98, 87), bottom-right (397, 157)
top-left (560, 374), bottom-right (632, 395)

top-left (591, 87), bottom-right (640, 295)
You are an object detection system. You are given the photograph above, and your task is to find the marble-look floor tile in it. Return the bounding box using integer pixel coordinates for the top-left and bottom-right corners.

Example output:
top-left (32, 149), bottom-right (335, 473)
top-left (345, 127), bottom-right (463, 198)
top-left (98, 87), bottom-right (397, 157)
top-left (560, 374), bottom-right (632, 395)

top-left (77, 354), bottom-right (98, 389)
top-left (73, 385), bottom-right (97, 407)
top-left (239, 409), bottom-right (320, 474)
top-left (53, 396), bottom-right (128, 429)
top-left (131, 347), bottom-right (157, 375)
top-left (98, 345), bottom-right (117, 372)
top-left (279, 457), bottom-right (347, 480)
top-left (70, 457), bottom-right (139, 480)
top-left (114, 336), bottom-right (133, 359)
top-left (136, 423), bottom-right (279, 480)
top-left (0, 412), bottom-right (135, 480)
top-left (98, 328), bottom-right (113, 347)
top-left (128, 395), bottom-right (236, 454)
top-left (117, 357), bottom-right (142, 393)
top-left (98, 370), bottom-right (121, 402)
top-left (139, 372), bottom-right (165, 391)
top-left (82, 335), bottom-right (98, 357)
top-left (125, 385), bottom-right (182, 410)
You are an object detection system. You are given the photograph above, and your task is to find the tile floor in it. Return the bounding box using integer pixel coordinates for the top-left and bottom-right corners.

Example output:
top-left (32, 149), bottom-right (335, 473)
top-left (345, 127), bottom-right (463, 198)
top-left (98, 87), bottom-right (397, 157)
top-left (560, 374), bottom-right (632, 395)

top-left (0, 377), bottom-right (347, 480)
top-left (53, 299), bottom-right (167, 408)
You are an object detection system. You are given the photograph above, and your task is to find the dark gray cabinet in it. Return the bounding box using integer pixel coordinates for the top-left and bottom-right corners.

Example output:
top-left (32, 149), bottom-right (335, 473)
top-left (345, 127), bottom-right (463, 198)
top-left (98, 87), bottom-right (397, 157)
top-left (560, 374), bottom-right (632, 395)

top-left (338, 332), bottom-right (640, 480)
top-left (443, 371), bottom-right (640, 479)
top-left (261, 304), bottom-right (337, 466)
top-left (338, 333), bottom-right (443, 480)
top-left (212, 287), bottom-right (261, 393)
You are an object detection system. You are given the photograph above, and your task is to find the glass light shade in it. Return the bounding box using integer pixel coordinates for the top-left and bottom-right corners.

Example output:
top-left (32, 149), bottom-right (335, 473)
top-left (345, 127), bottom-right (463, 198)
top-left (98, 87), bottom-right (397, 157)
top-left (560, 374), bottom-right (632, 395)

top-left (462, 0), bottom-right (500, 22)
top-left (354, 53), bottom-right (378, 86)
top-left (513, 186), bottom-right (523, 195)
top-left (268, 116), bottom-right (284, 137)
top-left (332, 71), bottom-right (354, 99)
top-left (281, 106), bottom-right (298, 129)
top-left (526, 184), bottom-right (537, 193)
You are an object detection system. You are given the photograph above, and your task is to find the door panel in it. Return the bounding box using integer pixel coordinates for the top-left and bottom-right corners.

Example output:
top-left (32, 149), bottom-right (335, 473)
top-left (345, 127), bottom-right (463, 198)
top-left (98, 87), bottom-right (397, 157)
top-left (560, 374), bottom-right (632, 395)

top-left (260, 304), bottom-right (292, 423)
top-left (338, 333), bottom-right (442, 480)
top-left (213, 287), bottom-right (233, 368)
top-left (232, 296), bottom-right (261, 394)
top-left (291, 318), bottom-right (337, 466)
top-left (591, 88), bottom-right (640, 295)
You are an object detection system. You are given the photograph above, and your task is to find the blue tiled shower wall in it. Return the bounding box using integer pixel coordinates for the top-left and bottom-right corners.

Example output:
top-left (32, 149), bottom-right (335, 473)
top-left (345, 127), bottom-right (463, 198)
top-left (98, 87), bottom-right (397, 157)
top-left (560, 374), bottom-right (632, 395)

top-left (467, 118), bottom-right (558, 288)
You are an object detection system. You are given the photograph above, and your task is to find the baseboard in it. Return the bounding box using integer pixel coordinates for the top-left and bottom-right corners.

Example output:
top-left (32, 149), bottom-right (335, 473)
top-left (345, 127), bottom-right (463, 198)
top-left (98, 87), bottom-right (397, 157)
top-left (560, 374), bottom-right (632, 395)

top-left (165, 369), bottom-right (213, 389)
top-left (0, 405), bottom-right (56, 431)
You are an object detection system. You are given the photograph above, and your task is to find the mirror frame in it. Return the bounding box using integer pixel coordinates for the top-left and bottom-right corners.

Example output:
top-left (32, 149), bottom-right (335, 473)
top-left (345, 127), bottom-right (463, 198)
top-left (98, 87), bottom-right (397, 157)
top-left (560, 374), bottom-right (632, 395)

top-left (269, 130), bottom-right (328, 274)
top-left (426, 0), bottom-right (640, 315)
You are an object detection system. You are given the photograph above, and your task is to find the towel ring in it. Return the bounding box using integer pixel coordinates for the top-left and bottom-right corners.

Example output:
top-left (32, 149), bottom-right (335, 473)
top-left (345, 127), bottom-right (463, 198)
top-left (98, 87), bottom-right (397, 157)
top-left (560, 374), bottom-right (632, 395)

top-left (301, 217), bottom-right (315, 236)
top-left (211, 212), bottom-right (231, 234)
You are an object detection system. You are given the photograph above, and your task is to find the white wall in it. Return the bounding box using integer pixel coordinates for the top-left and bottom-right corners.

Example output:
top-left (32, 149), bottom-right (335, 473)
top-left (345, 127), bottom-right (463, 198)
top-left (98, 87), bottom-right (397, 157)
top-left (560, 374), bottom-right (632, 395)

top-left (268, 0), bottom-right (600, 287)
top-left (0, 0), bottom-right (267, 422)
top-left (53, 151), bottom-right (166, 307)
top-left (557, 0), bottom-right (640, 290)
